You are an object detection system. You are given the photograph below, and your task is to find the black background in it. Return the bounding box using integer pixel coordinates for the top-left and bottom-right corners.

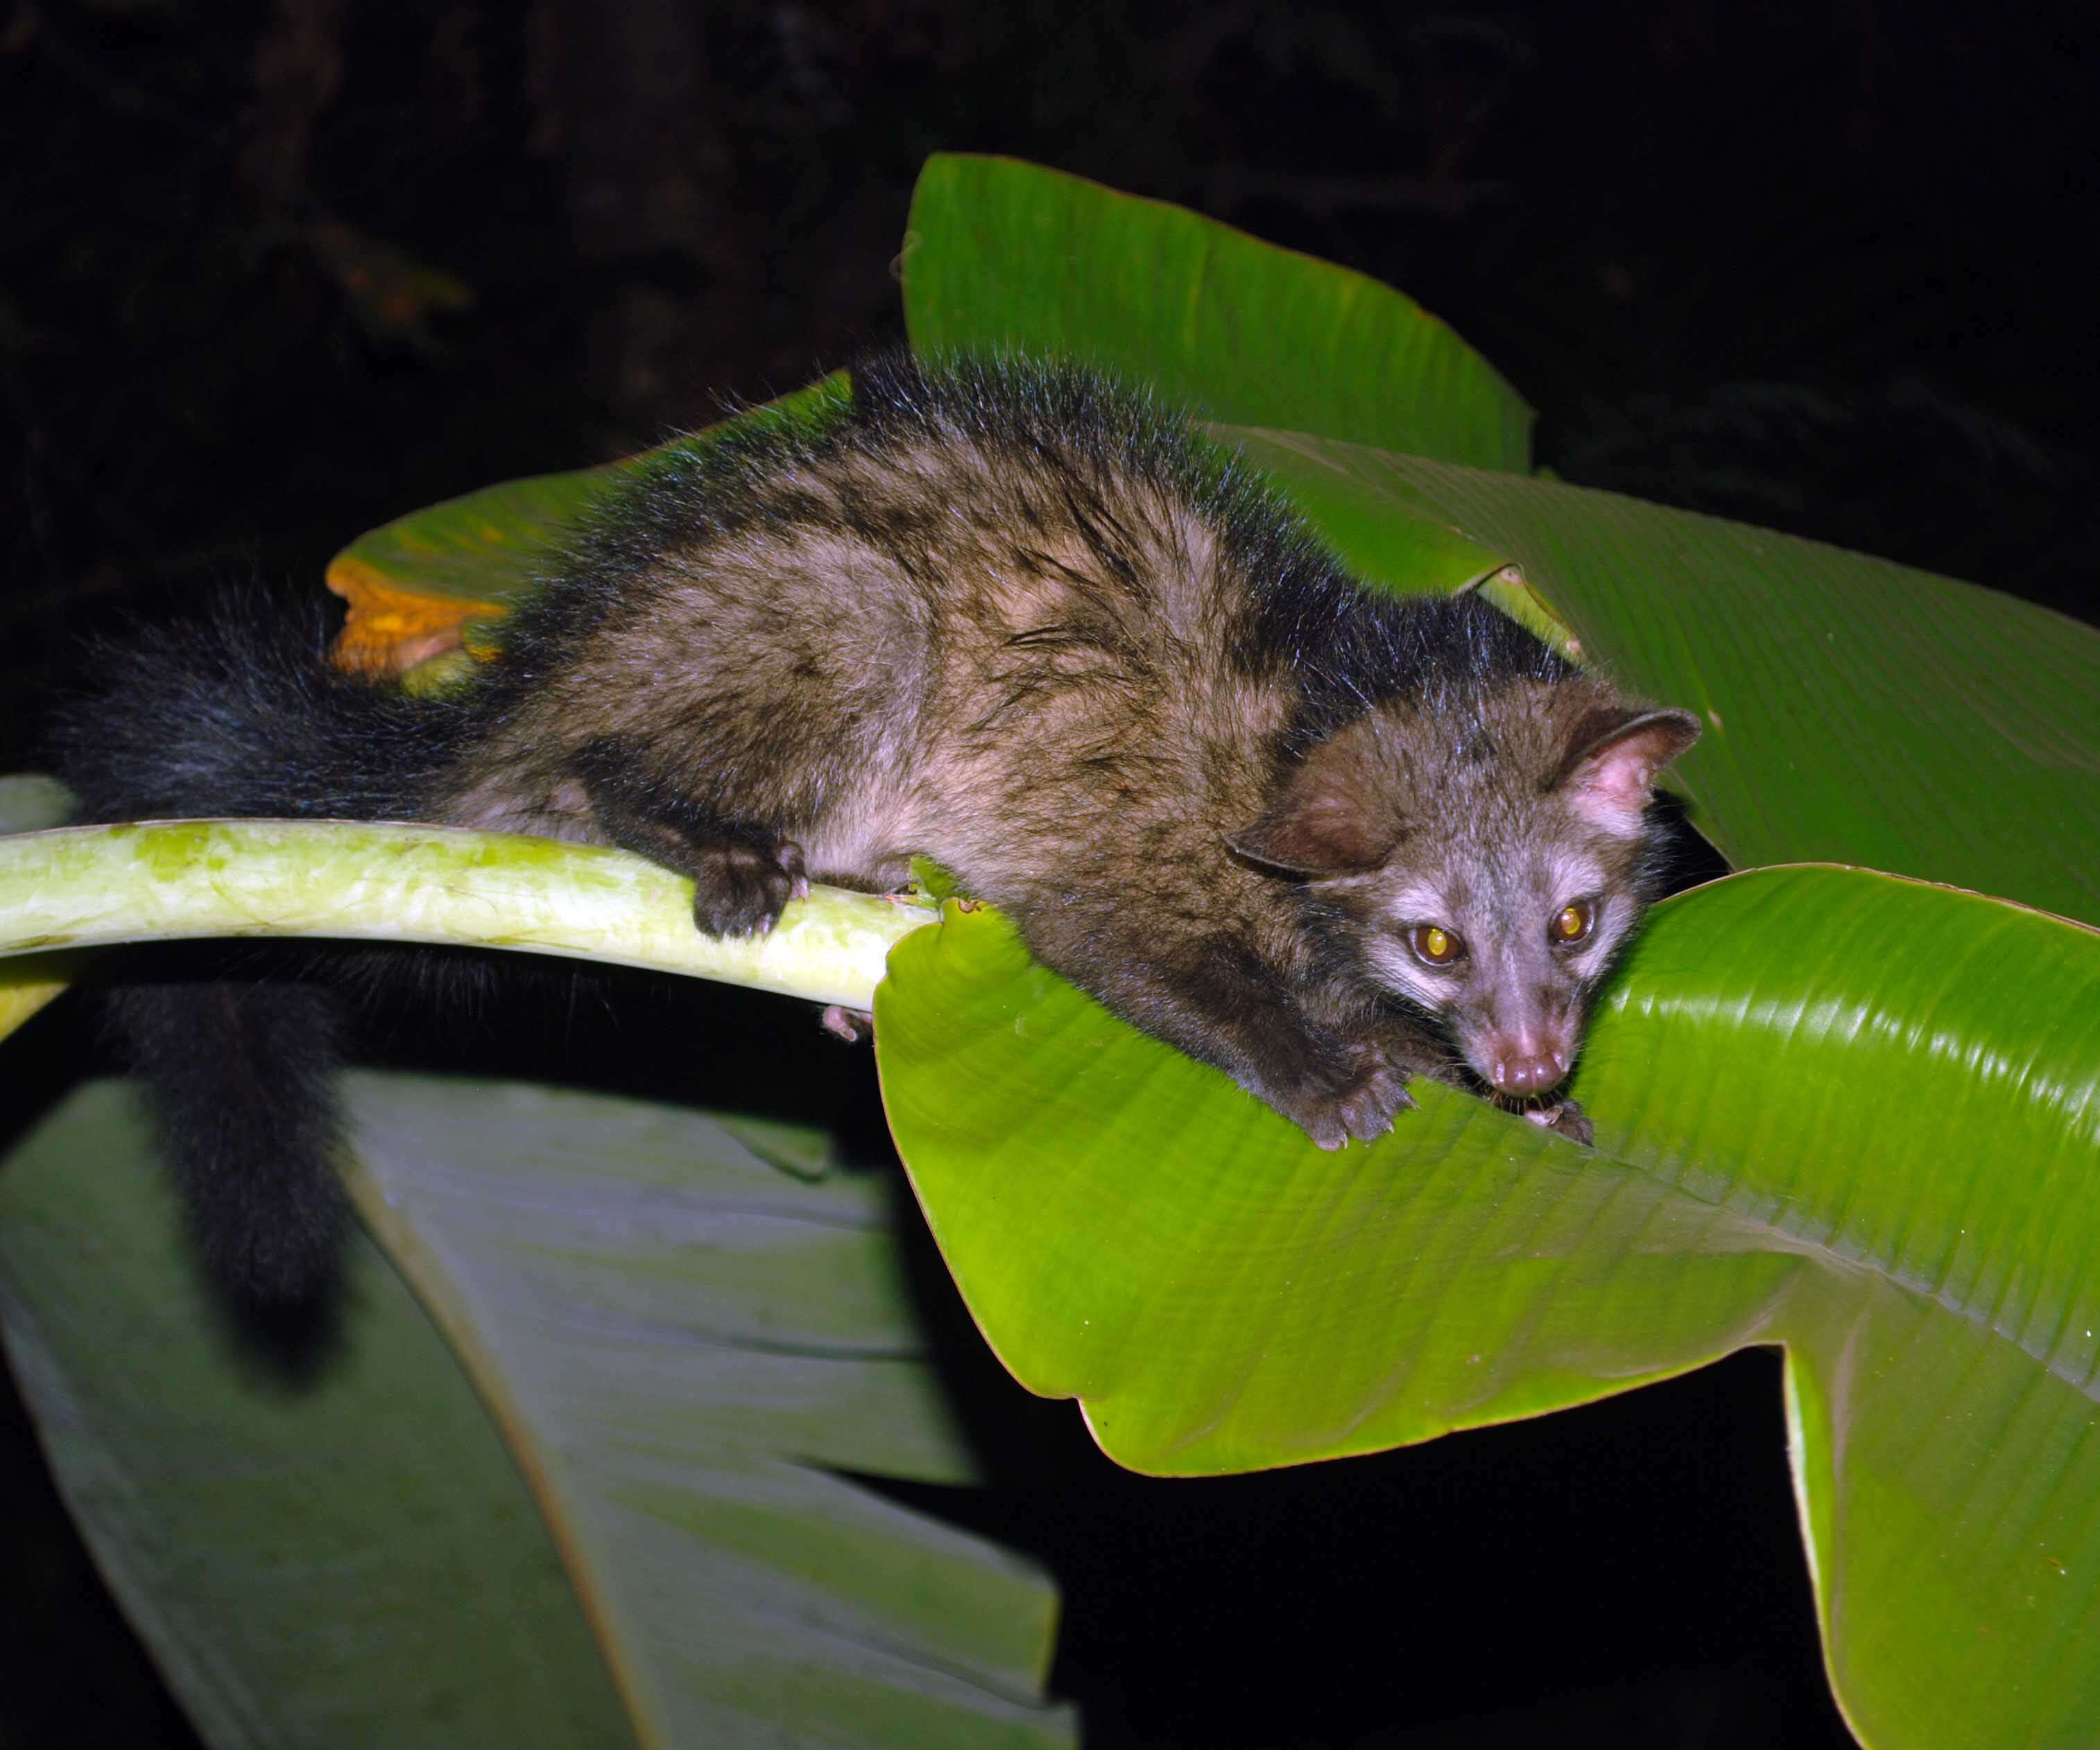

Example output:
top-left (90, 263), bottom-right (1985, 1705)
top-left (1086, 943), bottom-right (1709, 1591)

top-left (5, 3), bottom-right (2097, 1744)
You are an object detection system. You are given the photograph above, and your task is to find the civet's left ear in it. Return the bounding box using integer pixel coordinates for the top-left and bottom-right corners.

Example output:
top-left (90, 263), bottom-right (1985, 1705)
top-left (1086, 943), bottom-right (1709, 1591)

top-left (1558, 708), bottom-right (1703, 835)
top-left (1228, 717), bottom-right (1407, 876)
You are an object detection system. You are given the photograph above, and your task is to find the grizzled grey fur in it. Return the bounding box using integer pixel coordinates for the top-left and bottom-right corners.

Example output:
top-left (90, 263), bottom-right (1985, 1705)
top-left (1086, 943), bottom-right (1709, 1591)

top-left (49, 352), bottom-right (1698, 1301)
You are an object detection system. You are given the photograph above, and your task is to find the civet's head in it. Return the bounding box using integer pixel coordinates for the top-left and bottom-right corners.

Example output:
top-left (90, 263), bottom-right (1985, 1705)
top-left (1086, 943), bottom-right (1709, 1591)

top-left (1232, 678), bottom-right (1702, 1104)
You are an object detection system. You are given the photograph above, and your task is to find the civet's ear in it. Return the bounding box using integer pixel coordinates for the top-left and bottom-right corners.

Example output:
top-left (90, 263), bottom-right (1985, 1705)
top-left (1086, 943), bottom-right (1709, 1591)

top-left (1229, 720), bottom-right (1406, 876)
top-left (1557, 708), bottom-right (1702, 836)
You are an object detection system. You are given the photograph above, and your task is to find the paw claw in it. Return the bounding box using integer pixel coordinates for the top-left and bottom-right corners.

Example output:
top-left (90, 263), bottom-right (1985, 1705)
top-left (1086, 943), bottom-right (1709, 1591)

top-left (1517, 1099), bottom-right (1594, 1145)
top-left (1546, 1099), bottom-right (1594, 1145)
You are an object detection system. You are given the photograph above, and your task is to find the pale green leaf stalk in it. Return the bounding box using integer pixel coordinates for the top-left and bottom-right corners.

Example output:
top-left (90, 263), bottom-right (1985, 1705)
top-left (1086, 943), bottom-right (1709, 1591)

top-left (0, 819), bottom-right (938, 1046)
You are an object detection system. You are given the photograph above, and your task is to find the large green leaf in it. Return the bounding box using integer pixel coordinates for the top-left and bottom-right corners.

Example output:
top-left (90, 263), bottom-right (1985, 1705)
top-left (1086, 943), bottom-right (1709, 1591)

top-left (903, 155), bottom-right (1531, 471)
top-left (0, 1082), bottom-right (632, 1749)
top-left (343, 1075), bottom-right (1068, 1747)
top-left (875, 867), bottom-right (2100, 1747)
top-left (0, 1075), bottom-right (1071, 1749)
top-left (1220, 428), bottom-right (2100, 927)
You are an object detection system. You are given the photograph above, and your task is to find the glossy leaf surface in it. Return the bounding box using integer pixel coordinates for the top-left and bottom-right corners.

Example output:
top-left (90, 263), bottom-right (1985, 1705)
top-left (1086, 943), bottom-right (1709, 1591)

top-left (903, 155), bottom-right (1531, 471)
top-left (875, 867), bottom-right (2100, 1747)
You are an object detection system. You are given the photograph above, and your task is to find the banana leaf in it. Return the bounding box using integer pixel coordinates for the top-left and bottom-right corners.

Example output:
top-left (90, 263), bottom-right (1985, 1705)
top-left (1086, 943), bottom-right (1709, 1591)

top-left (877, 867), bottom-right (2100, 1749)
top-left (0, 1072), bottom-right (1071, 1749)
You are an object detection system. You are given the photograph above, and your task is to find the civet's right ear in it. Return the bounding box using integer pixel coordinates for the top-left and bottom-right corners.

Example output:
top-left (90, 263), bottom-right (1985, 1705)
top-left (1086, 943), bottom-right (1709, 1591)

top-left (1557, 708), bottom-right (1702, 837)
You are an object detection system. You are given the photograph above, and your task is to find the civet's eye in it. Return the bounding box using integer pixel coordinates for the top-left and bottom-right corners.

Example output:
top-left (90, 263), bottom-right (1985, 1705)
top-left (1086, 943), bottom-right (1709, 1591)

top-left (1409, 924), bottom-right (1465, 967)
top-left (1551, 899), bottom-right (1596, 945)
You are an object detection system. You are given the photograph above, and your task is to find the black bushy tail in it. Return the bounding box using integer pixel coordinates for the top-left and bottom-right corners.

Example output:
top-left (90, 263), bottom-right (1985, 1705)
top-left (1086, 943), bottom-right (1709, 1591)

top-left (102, 979), bottom-right (354, 1305)
top-left (45, 591), bottom-right (474, 1305)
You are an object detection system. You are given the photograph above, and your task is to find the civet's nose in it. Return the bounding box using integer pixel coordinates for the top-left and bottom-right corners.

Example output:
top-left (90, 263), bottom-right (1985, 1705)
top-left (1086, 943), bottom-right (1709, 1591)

top-left (1485, 1037), bottom-right (1569, 1095)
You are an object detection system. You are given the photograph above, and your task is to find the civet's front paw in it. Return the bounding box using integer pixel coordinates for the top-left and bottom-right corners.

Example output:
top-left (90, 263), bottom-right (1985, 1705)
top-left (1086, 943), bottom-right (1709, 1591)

top-left (1269, 1051), bottom-right (1415, 1150)
top-left (692, 836), bottom-right (809, 937)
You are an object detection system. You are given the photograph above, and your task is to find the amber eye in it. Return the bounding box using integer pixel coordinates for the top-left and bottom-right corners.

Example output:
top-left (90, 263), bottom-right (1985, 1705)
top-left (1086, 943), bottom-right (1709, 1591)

top-left (1409, 923), bottom-right (1465, 967)
top-left (1551, 899), bottom-right (1596, 946)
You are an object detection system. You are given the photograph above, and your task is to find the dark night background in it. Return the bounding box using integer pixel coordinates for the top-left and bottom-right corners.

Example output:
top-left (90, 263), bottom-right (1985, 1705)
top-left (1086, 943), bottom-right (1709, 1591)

top-left (3, 3), bottom-right (2097, 1745)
